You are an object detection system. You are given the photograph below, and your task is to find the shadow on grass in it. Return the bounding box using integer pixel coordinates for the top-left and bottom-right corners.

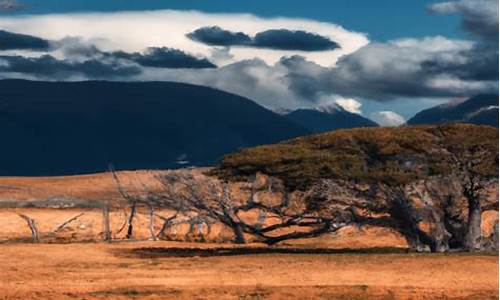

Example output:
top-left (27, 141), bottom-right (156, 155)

top-left (129, 246), bottom-right (410, 258)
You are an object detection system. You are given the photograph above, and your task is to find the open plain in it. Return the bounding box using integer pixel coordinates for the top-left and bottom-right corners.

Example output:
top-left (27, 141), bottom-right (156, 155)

top-left (0, 171), bottom-right (497, 299)
top-left (0, 241), bottom-right (498, 300)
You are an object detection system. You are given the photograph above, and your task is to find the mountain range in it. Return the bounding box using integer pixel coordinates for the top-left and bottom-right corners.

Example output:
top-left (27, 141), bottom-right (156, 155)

top-left (0, 80), bottom-right (497, 175)
top-left (407, 94), bottom-right (498, 127)
top-left (284, 106), bottom-right (378, 133)
top-left (0, 79), bottom-right (311, 175)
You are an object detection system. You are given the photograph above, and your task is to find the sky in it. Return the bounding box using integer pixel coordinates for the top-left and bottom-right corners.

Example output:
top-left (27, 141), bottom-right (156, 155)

top-left (0, 0), bottom-right (497, 125)
top-left (3, 0), bottom-right (464, 41)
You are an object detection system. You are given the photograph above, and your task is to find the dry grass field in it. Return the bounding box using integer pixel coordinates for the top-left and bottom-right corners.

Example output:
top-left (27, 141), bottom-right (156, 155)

top-left (0, 172), bottom-right (497, 299)
top-left (0, 171), bottom-right (164, 202)
top-left (0, 241), bottom-right (497, 300)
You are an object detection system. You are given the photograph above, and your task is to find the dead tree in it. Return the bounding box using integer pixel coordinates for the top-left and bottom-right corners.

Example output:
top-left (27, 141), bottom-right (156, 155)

top-left (112, 169), bottom-right (178, 240)
top-left (18, 214), bottom-right (39, 243)
top-left (147, 202), bottom-right (157, 241)
top-left (102, 204), bottom-right (111, 241)
top-left (155, 171), bottom-right (353, 245)
top-left (52, 213), bottom-right (85, 234)
top-left (111, 169), bottom-right (140, 239)
top-left (156, 214), bottom-right (177, 239)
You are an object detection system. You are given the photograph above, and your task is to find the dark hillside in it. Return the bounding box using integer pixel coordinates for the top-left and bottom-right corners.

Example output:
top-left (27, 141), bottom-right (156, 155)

top-left (284, 108), bottom-right (378, 133)
top-left (0, 79), bottom-right (309, 175)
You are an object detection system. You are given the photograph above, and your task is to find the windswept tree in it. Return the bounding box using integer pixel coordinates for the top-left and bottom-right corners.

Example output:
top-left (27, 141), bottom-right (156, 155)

top-left (432, 125), bottom-right (499, 251)
top-left (215, 124), bottom-right (499, 252)
top-left (112, 125), bottom-right (497, 250)
top-left (153, 170), bottom-right (355, 245)
top-left (353, 181), bottom-right (454, 253)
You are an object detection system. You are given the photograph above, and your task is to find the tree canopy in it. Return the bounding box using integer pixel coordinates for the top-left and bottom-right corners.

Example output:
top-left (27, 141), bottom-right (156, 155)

top-left (215, 124), bottom-right (498, 190)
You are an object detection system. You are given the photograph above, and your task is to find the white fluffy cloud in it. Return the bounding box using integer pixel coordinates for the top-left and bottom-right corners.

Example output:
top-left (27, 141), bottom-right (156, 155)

top-left (334, 98), bottom-right (362, 114)
top-left (0, 10), bottom-right (369, 67)
top-left (369, 111), bottom-right (406, 126)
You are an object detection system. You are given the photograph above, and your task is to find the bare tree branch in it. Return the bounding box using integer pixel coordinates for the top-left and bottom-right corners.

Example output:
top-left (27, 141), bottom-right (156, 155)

top-left (18, 214), bottom-right (39, 243)
top-left (52, 213), bottom-right (85, 233)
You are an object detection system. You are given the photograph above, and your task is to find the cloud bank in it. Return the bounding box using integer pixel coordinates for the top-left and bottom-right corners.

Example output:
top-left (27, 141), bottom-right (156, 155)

top-left (108, 47), bottom-right (216, 69)
top-left (0, 54), bottom-right (141, 79)
top-left (0, 10), bottom-right (367, 66)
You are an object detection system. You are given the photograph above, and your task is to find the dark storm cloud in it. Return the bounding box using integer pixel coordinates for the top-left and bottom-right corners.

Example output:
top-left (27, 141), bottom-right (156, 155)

top-left (0, 33), bottom-right (217, 79)
top-left (253, 29), bottom-right (339, 51)
top-left (187, 27), bottom-right (340, 51)
top-left (0, 54), bottom-right (141, 78)
top-left (56, 38), bottom-right (217, 69)
top-left (325, 42), bottom-right (498, 100)
top-left (421, 45), bottom-right (499, 81)
top-left (278, 55), bottom-right (329, 100)
top-left (325, 43), bottom-right (446, 99)
top-left (0, 29), bottom-right (50, 50)
top-left (268, 39), bottom-right (497, 102)
top-left (426, 0), bottom-right (498, 81)
top-left (109, 47), bottom-right (217, 69)
top-left (272, 0), bottom-right (499, 101)
top-left (271, 1), bottom-right (499, 101)
top-left (186, 26), bottom-right (252, 46)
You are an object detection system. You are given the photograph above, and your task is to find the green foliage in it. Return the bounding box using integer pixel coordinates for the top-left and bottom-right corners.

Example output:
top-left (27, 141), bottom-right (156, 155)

top-left (213, 124), bottom-right (499, 190)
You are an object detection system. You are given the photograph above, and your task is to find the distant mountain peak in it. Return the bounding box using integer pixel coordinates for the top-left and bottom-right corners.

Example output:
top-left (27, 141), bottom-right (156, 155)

top-left (407, 94), bottom-right (498, 127)
top-left (272, 104), bottom-right (343, 116)
top-left (465, 105), bottom-right (499, 120)
top-left (283, 105), bottom-right (377, 134)
top-left (314, 104), bottom-right (344, 114)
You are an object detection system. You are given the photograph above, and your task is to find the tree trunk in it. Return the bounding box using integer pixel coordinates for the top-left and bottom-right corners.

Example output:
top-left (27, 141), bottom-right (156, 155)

top-left (262, 221), bottom-right (333, 246)
top-left (443, 202), bottom-right (465, 249)
top-left (102, 204), bottom-right (111, 241)
top-left (232, 222), bottom-right (246, 244)
top-left (428, 209), bottom-right (450, 253)
top-left (389, 198), bottom-right (431, 252)
top-left (492, 221), bottom-right (499, 251)
top-left (18, 214), bottom-right (39, 243)
top-left (126, 201), bottom-right (137, 239)
top-left (465, 198), bottom-right (482, 251)
top-left (148, 204), bottom-right (157, 241)
top-left (156, 215), bottom-right (177, 240)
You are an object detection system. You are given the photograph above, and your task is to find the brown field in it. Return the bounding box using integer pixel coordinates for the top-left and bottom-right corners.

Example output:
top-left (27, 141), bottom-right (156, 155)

top-left (0, 172), bottom-right (498, 299)
top-left (0, 171), bottom-right (164, 202)
top-left (0, 241), bottom-right (497, 300)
